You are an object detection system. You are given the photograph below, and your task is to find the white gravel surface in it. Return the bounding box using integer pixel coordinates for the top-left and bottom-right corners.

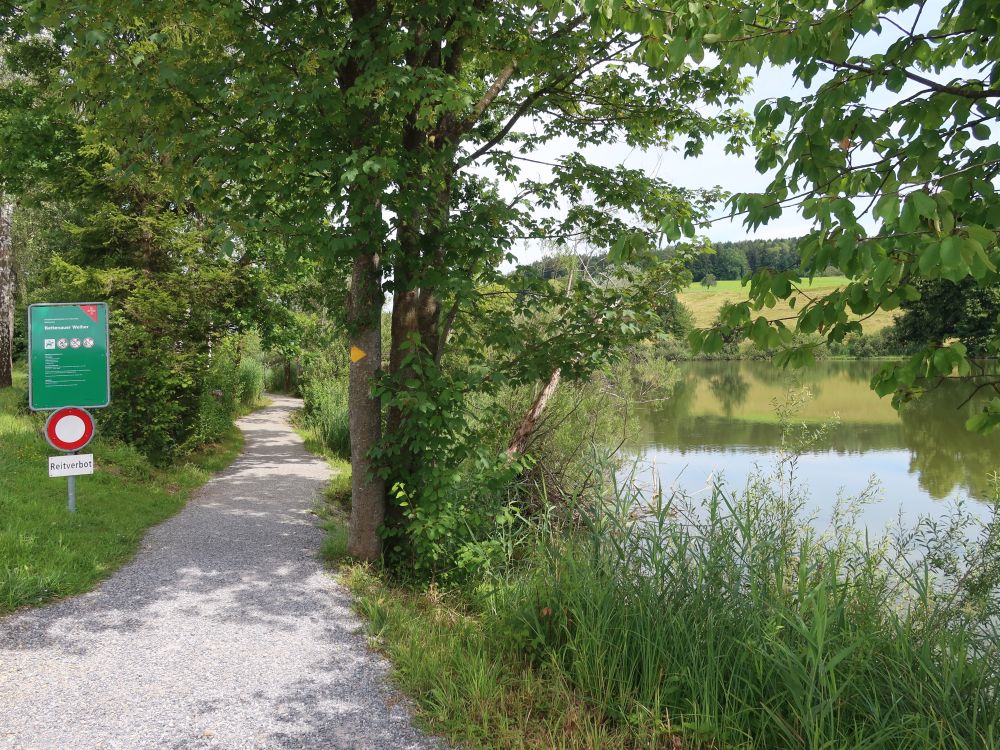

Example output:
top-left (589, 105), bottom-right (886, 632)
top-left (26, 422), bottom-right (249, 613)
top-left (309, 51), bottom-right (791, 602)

top-left (0, 396), bottom-right (442, 750)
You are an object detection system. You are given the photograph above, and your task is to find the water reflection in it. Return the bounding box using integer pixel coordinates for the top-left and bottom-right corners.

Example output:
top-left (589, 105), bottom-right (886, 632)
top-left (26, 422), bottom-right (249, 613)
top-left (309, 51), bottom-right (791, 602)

top-left (628, 361), bottom-right (1000, 508)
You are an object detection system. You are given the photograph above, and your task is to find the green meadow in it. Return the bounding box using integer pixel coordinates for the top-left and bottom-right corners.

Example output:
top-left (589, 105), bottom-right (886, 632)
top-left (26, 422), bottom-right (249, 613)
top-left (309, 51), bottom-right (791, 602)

top-left (678, 276), bottom-right (898, 331)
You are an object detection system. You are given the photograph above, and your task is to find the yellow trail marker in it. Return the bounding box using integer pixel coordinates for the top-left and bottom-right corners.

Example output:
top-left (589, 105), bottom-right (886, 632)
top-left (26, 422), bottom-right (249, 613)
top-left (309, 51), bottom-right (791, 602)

top-left (350, 345), bottom-right (367, 363)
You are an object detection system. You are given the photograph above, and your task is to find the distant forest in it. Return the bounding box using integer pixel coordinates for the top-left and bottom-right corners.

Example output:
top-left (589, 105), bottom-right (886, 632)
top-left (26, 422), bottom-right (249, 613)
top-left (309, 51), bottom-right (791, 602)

top-left (521, 237), bottom-right (810, 283)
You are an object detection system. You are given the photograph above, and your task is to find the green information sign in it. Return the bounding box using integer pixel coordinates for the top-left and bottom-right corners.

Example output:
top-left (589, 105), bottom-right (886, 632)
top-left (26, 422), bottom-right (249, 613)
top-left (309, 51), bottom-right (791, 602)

top-left (28, 302), bottom-right (111, 411)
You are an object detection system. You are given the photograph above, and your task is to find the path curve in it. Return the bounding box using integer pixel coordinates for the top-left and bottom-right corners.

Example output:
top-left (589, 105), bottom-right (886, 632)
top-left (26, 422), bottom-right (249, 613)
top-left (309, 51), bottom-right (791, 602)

top-left (0, 396), bottom-right (440, 750)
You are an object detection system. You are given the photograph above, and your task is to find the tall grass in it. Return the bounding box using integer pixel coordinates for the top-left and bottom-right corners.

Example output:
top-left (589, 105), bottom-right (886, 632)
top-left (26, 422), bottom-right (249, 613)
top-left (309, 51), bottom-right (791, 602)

top-left (339, 390), bottom-right (1000, 748)
top-left (236, 356), bottom-right (266, 407)
top-left (502, 470), bottom-right (1000, 749)
top-left (301, 376), bottom-right (350, 458)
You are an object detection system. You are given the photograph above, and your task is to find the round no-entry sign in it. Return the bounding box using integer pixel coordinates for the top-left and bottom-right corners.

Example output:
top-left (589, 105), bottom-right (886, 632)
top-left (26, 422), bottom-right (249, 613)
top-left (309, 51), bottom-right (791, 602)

top-left (45, 407), bottom-right (95, 452)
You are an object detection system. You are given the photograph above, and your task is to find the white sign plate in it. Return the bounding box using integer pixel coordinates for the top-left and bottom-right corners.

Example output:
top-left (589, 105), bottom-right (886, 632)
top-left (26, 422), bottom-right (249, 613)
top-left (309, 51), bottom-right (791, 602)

top-left (49, 454), bottom-right (95, 478)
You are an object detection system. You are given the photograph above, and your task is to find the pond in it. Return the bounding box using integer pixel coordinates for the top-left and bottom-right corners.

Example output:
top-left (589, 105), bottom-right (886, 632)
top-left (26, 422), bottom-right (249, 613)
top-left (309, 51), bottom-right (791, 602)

top-left (625, 360), bottom-right (1000, 527)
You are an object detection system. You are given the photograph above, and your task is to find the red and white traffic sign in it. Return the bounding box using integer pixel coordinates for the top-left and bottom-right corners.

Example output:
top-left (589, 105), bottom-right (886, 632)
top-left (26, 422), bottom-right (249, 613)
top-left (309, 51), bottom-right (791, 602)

top-left (45, 407), bottom-right (95, 452)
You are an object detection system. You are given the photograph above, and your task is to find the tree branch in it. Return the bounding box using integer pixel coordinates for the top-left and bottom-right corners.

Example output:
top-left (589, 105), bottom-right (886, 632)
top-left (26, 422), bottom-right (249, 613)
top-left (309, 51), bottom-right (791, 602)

top-left (463, 61), bottom-right (518, 131)
top-left (458, 36), bottom-right (636, 167)
top-left (819, 57), bottom-right (1000, 100)
top-left (456, 14), bottom-right (589, 140)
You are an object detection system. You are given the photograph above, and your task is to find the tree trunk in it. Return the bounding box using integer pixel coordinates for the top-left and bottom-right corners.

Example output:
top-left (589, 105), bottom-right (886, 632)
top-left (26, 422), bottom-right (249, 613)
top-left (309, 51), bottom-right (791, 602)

top-left (0, 201), bottom-right (14, 389)
top-left (283, 361), bottom-right (292, 393)
top-left (383, 231), bottom-right (446, 536)
top-left (507, 368), bottom-right (561, 457)
top-left (346, 251), bottom-right (386, 561)
top-left (388, 287), bottom-right (420, 386)
top-left (382, 284), bottom-right (420, 533)
top-left (506, 268), bottom-right (574, 457)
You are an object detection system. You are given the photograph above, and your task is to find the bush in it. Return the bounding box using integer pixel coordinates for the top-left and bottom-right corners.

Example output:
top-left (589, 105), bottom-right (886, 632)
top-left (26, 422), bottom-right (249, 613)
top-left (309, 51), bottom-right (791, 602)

top-left (302, 375), bottom-right (350, 458)
top-left (656, 294), bottom-right (695, 339)
top-left (656, 331), bottom-right (834, 362)
top-left (399, 368), bottom-right (654, 583)
top-left (472, 375), bottom-right (639, 512)
top-left (297, 344), bottom-right (354, 458)
top-left (829, 326), bottom-right (915, 358)
top-left (181, 346), bottom-right (240, 454)
top-left (264, 360), bottom-right (301, 394)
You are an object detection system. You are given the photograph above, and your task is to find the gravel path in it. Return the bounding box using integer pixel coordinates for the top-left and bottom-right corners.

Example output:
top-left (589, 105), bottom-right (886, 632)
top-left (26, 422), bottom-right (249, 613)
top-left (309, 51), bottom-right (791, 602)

top-left (0, 396), bottom-right (441, 750)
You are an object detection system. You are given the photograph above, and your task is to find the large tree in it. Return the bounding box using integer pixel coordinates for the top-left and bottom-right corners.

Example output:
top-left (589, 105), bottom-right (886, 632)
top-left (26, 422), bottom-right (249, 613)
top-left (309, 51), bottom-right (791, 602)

top-left (0, 46), bottom-right (23, 388)
top-left (18, 1), bottom-right (748, 564)
top-left (0, 29), bottom-right (288, 458)
top-left (894, 277), bottom-right (1000, 356)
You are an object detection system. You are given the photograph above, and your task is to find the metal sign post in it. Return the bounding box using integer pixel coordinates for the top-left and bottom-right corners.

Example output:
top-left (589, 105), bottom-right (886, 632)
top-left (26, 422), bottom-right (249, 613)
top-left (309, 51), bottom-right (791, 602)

top-left (44, 409), bottom-right (97, 513)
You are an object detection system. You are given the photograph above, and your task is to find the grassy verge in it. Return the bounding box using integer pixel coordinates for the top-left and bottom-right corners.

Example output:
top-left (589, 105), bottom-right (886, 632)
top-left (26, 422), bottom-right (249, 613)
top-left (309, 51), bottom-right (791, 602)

top-left (237, 395), bottom-right (273, 417)
top-left (298, 369), bottom-right (998, 748)
top-left (343, 563), bottom-right (674, 749)
top-left (0, 369), bottom-right (244, 614)
top-left (289, 407), bottom-right (352, 566)
top-left (289, 393), bottom-right (631, 747)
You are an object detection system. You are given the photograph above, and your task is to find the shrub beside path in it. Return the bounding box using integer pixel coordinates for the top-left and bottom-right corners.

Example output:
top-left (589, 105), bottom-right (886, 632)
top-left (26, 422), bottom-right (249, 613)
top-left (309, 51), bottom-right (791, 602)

top-left (0, 395), bottom-right (441, 750)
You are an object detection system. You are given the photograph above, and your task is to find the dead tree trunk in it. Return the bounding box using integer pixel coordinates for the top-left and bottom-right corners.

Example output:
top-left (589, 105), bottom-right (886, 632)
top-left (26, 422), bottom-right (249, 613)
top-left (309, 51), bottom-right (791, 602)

top-left (0, 200), bottom-right (14, 389)
top-left (507, 266), bottom-right (576, 457)
top-left (346, 251), bottom-right (386, 561)
top-left (507, 368), bottom-right (561, 457)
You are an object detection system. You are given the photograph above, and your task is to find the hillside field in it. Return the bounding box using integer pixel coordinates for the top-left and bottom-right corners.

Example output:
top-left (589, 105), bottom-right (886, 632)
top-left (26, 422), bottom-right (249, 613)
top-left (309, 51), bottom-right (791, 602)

top-left (679, 276), bottom-right (898, 332)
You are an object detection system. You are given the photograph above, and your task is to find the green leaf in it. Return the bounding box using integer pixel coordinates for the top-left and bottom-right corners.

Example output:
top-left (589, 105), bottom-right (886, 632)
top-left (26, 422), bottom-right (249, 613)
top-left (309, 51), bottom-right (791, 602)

top-left (918, 243), bottom-right (941, 275)
top-left (886, 68), bottom-right (906, 92)
top-left (687, 329), bottom-right (705, 352)
top-left (874, 193), bottom-right (899, 223)
top-left (872, 258), bottom-right (894, 288)
top-left (932, 348), bottom-right (952, 375)
top-left (966, 224), bottom-right (996, 248)
top-left (939, 236), bottom-right (961, 270)
top-left (909, 190), bottom-right (937, 220)
top-left (702, 330), bottom-right (724, 354)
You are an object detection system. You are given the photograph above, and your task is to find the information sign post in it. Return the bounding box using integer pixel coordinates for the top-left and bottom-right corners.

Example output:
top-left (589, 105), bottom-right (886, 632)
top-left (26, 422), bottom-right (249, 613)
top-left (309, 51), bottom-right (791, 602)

top-left (28, 303), bottom-right (110, 512)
